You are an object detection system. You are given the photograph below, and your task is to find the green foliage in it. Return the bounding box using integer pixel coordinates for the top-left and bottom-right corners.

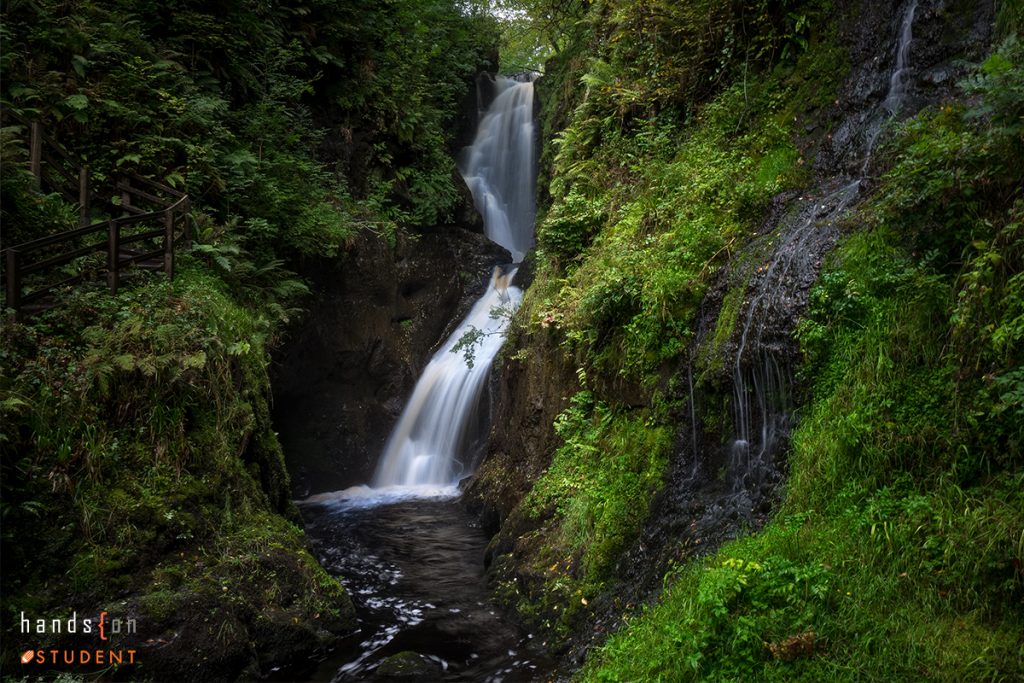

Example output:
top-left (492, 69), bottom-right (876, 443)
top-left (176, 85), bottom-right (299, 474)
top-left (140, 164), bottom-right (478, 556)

top-left (0, 127), bottom-right (77, 246)
top-left (585, 472), bottom-right (1023, 681)
top-left (535, 189), bottom-right (607, 264)
top-left (468, 0), bottom-right (589, 72)
top-left (0, 258), bottom-right (352, 660)
top-left (0, 0), bottom-right (495, 670)
top-left (793, 38), bottom-right (1024, 505)
top-left (565, 0), bottom-right (820, 122)
top-left (450, 300), bottom-right (518, 368)
top-left (491, 389), bottom-right (671, 642)
top-left (525, 390), bottom-right (671, 584)
top-left (584, 34), bottom-right (1024, 682)
top-left (588, 544), bottom-right (832, 681)
top-left (996, 0), bottom-right (1023, 39)
top-left (1, 0), bottom-right (497, 262)
top-left (533, 71), bottom-right (808, 384)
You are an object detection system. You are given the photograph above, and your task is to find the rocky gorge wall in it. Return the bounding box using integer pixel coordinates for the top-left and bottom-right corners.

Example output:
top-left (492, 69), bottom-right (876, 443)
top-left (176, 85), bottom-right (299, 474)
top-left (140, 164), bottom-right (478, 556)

top-left (462, 0), bottom-right (1007, 672)
top-left (272, 226), bottom-right (510, 496)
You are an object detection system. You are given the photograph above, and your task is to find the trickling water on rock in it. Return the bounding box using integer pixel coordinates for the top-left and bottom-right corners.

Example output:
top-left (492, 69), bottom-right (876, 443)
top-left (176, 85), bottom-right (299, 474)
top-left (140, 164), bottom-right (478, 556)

top-left (862, 0), bottom-right (919, 170)
top-left (884, 0), bottom-right (917, 114)
top-left (729, 180), bottom-right (861, 494)
top-left (727, 0), bottom-right (920, 496)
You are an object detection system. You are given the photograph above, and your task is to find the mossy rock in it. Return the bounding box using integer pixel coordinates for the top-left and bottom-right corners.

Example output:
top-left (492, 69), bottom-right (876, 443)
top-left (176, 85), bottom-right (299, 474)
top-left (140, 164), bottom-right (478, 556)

top-left (375, 651), bottom-right (442, 680)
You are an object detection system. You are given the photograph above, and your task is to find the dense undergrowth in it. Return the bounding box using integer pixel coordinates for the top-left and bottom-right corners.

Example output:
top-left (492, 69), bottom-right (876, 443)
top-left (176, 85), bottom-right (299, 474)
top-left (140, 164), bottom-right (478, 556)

top-left (490, 0), bottom-right (846, 638)
top-left (2, 264), bottom-right (355, 676)
top-left (487, 0), bottom-right (1023, 680)
top-left (1, 0), bottom-right (499, 677)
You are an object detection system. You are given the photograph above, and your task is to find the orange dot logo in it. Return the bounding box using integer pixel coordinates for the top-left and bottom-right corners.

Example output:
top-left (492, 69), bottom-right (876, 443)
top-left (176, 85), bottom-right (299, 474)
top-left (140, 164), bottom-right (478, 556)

top-left (21, 650), bottom-right (34, 664)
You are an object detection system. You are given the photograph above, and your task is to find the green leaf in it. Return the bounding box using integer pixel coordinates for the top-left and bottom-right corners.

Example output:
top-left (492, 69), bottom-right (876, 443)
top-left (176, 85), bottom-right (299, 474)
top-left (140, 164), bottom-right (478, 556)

top-left (116, 153), bottom-right (142, 167)
top-left (71, 55), bottom-right (89, 78)
top-left (182, 351), bottom-right (207, 370)
top-left (63, 94), bottom-right (89, 110)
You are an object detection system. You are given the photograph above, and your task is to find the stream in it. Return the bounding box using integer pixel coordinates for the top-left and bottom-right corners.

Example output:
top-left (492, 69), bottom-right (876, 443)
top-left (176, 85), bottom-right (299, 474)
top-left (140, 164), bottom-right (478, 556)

top-left (297, 490), bottom-right (550, 681)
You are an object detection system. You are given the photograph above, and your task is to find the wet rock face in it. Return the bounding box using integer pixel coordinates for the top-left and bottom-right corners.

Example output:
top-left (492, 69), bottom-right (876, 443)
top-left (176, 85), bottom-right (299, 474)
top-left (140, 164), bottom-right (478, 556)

top-left (462, 324), bottom-right (578, 538)
top-left (272, 228), bottom-right (510, 497)
top-left (820, 0), bottom-right (995, 176)
top-left (624, 0), bottom-right (997, 599)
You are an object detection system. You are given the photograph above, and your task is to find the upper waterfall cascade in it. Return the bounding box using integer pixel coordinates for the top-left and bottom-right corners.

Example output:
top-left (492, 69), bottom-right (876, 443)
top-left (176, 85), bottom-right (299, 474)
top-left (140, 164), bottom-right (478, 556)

top-left (460, 77), bottom-right (537, 263)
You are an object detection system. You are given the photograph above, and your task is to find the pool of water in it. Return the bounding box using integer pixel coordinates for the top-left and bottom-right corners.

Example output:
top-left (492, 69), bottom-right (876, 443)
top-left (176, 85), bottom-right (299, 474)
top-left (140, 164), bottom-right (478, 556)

top-left (295, 489), bottom-right (550, 682)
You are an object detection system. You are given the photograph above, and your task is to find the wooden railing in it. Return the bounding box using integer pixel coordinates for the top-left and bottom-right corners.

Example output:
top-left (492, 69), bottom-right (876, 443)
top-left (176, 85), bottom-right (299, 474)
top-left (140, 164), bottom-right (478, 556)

top-left (1, 116), bottom-right (192, 318)
top-left (6, 110), bottom-right (93, 227)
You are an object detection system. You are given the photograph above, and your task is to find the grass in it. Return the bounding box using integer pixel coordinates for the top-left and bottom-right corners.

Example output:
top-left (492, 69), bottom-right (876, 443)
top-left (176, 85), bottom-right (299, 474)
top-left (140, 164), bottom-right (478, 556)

top-left (525, 391), bottom-right (672, 586)
top-left (534, 72), bottom-right (812, 387)
top-left (584, 472), bottom-right (1023, 681)
top-left (578, 36), bottom-right (1024, 679)
top-left (0, 254), bottom-right (354, 674)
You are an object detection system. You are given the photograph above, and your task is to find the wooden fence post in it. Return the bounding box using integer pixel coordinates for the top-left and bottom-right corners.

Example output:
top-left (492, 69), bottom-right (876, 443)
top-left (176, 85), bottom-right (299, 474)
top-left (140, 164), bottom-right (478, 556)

top-left (79, 165), bottom-right (90, 227)
top-left (29, 122), bottom-right (42, 190)
top-left (107, 220), bottom-right (120, 294)
top-left (120, 177), bottom-right (131, 217)
top-left (5, 249), bottom-right (22, 319)
top-left (163, 209), bottom-right (175, 279)
top-left (183, 197), bottom-right (192, 247)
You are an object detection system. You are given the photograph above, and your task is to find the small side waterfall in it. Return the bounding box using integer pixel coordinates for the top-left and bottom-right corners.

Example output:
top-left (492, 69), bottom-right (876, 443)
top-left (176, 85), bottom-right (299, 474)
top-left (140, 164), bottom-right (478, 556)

top-left (728, 182), bottom-right (860, 492)
top-left (883, 0), bottom-right (918, 115)
top-left (460, 76), bottom-right (537, 263)
top-left (863, 0), bottom-right (919, 170)
top-left (728, 0), bottom-right (918, 494)
top-left (369, 77), bottom-right (537, 490)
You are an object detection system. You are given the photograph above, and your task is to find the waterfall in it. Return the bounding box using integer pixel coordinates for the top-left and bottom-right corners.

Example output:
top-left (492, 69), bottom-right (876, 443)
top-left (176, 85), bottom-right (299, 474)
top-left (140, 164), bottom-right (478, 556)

top-left (372, 269), bottom-right (523, 487)
top-left (729, 182), bottom-right (859, 492)
top-left (883, 0), bottom-right (918, 115)
top-left (460, 76), bottom-right (537, 262)
top-left (727, 1), bottom-right (918, 494)
top-left (369, 77), bottom-right (537, 489)
top-left (863, 0), bottom-right (918, 171)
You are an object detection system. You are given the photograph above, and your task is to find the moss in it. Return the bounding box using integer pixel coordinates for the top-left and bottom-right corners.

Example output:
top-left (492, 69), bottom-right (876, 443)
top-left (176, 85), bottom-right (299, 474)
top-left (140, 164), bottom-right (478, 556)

top-left (580, 37), bottom-right (1024, 681)
top-left (376, 651), bottom-right (441, 679)
top-left (0, 265), bottom-right (355, 677)
top-left (698, 276), bottom-right (748, 376)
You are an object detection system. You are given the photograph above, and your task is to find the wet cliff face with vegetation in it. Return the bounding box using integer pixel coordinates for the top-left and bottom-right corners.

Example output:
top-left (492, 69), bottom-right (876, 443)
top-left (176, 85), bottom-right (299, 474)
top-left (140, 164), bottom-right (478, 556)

top-left (0, 0), bottom-right (499, 679)
top-left (470, 0), bottom-right (1024, 679)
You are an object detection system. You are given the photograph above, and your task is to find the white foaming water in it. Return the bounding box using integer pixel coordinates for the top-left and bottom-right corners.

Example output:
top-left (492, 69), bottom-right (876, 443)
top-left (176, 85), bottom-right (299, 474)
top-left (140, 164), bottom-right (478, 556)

top-left (371, 268), bottom-right (523, 488)
top-left (883, 0), bottom-right (917, 114)
top-left (298, 484), bottom-right (462, 511)
top-left (461, 76), bottom-right (537, 262)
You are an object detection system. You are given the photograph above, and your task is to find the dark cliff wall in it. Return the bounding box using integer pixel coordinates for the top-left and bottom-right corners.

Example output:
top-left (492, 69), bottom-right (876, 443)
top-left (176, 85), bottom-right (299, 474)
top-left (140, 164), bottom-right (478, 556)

top-left (272, 227), bottom-right (510, 496)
